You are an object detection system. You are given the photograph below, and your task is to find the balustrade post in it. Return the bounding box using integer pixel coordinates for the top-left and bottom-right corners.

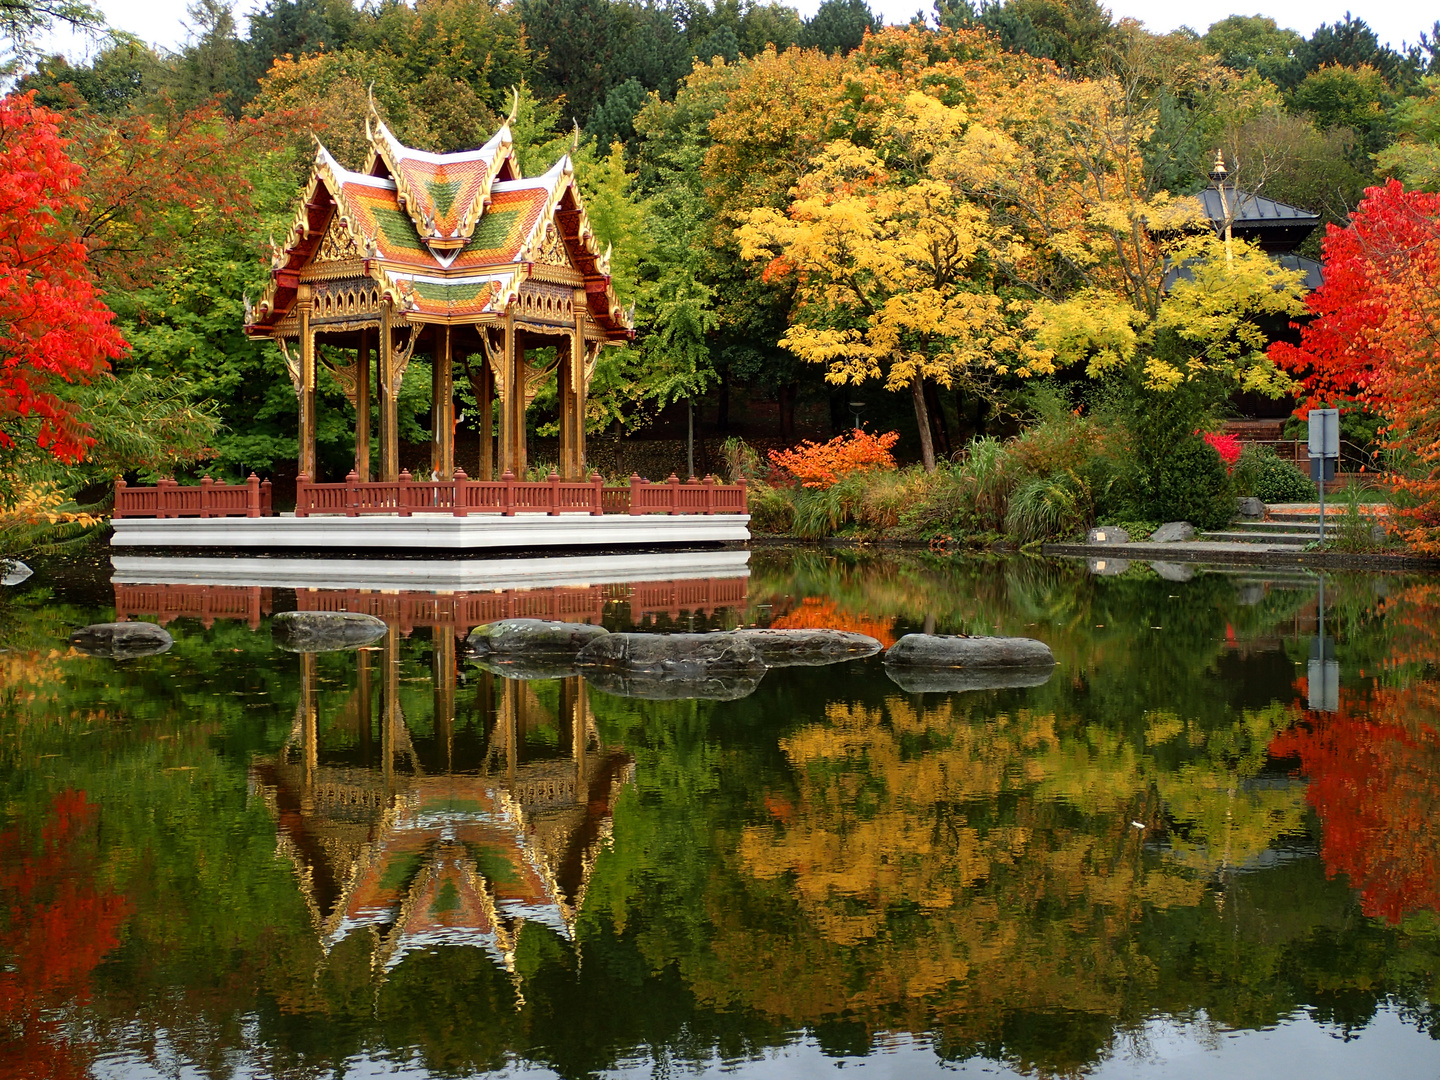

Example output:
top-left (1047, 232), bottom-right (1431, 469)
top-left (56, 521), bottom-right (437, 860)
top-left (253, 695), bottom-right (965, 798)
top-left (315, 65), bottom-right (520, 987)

top-left (114, 478), bottom-right (126, 520)
top-left (160, 477), bottom-right (176, 519)
top-left (548, 471), bottom-right (561, 516)
top-left (398, 469), bottom-right (413, 518)
top-left (246, 473), bottom-right (260, 518)
top-left (703, 474), bottom-right (716, 515)
top-left (295, 474), bottom-right (310, 519)
top-left (668, 473), bottom-right (681, 515)
top-left (501, 470), bottom-right (516, 517)
top-left (261, 479), bottom-right (272, 516)
top-left (629, 473), bottom-right (643, 516)
top-left (200, 476), bottom-right (213, 518)
top-left (453, 467), bottom-right (469, 518)
top-left (739, 477), bottom-right (748, 516)
top-left (345, 469), bottom-right (360, 517)
top-left (591, 472), bottom-right (604, 516)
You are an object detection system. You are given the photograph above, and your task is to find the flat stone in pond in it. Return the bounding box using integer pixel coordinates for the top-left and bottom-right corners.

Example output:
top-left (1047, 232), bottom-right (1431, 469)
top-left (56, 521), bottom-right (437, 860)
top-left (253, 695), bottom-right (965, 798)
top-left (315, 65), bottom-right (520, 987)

top-left (885, 664), bottom-right (1056, 694)
top-left (2, 559), bottom-right (32, 586)
top-left (583, 669), bottom-right (764, 701)
top-left (576, 631), bottom-right (766, 677)
top-left (734, 628), bottom-right (882, 667)
top-left (272, 610), bottom-right (388, 652)
top-left (469, 656), bottom-right (580, 681)
top-left (465, 618), bottom-right (609, 657)
top-left (1087, 526), bottom-right (1130, 545)
top-left (69, 621), bottom-right (173, 660)
top-left (884, 634), bottom-right (1055, 672)
top-left (1150, 521), bottom-right (1196, 543)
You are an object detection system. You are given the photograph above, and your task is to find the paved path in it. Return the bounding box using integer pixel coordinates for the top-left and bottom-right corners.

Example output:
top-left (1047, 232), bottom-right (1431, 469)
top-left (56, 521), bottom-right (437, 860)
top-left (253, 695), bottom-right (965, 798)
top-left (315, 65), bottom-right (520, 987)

top-left (1042, 540), bottom-right (1435, 570)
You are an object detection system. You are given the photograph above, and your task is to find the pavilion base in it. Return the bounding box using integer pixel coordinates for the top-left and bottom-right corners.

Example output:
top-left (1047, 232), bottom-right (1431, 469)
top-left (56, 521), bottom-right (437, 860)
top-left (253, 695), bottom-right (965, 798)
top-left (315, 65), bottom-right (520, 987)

top-left (110, 512), bottom-right (750, 550)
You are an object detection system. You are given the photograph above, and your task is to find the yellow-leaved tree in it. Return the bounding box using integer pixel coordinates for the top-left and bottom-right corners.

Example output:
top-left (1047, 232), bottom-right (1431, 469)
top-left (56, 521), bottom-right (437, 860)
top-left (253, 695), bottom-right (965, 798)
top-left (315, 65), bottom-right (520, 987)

top-left (739, 93), bottom-right (1049, 471)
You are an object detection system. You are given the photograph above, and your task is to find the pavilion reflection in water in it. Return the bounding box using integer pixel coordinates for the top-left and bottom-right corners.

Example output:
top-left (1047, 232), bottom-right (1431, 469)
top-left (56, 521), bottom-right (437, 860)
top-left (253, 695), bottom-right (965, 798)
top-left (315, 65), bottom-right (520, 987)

top-left (249, 627), bottom-right (633, 975)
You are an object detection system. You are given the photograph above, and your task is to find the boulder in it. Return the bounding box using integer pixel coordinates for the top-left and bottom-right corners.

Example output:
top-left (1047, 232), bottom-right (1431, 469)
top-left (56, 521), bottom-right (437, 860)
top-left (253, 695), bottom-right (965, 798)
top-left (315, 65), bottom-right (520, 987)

top-left (1150, 521), bottom-right (1196, 543)
top-left (469, 656), bottom-right (580, 681)
top-left (576, 632), bottom-right (767, 678)
top-left (69, 621), bottom-right (173, 660)
top-left (1, 559), bottom-right (33, 587)
top-left (1236, 496), bottom-right (1265, 518)
top-left (466, 618), bottom-right (609, 658)
top-left (1149, 561), bottom-right (1196, 583)
top-left (1087, 526), bottom-right (1130, 545)
top-left (883, 634), bottom-right (1055, 673)
top-left (583, 669), bottom-right (764, 701)
top-left (734, 628), bottom-right (882, 667)
top-left (272, 610), bottom-right (388, 652)
top-left (1087, 556), bottom-right (1131, 576)
top-left (885, 664), bottom-right (1055, 694)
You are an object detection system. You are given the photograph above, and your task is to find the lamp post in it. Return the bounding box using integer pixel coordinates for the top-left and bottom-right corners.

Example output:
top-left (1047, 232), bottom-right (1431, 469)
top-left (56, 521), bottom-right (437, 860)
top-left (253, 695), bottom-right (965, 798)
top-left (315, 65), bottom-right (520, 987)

top-left (849, 400), bottom-right (866, 430)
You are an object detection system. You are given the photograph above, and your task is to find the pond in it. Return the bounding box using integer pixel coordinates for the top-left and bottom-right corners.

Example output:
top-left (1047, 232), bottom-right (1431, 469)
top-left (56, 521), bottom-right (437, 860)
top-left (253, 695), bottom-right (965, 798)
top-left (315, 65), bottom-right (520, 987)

top-left (2, 546), bottom-right (1439, 1079)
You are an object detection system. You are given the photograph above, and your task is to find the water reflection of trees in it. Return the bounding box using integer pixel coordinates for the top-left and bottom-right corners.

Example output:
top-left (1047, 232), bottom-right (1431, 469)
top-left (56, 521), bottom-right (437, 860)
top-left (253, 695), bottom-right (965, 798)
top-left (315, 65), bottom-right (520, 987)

top-left (4, 558), bottom-right (1440, 1077)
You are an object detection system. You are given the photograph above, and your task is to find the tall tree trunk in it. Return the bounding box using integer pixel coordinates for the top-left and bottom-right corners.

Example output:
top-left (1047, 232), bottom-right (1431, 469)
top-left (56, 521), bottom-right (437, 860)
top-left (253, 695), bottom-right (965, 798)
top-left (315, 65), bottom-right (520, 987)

top-left (924, 378), bottom-right (951, 460)
top-left (910, 376), bottom-right (936, 472)
top-left (778, 382), bottom-right (797, 442)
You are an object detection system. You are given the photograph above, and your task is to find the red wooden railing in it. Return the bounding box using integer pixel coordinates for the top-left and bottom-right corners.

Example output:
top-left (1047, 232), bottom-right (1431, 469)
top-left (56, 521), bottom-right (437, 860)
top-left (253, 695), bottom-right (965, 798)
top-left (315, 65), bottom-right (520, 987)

top-left (292, 470), bottom-right (747, 518)
top-left (114, 475), bottom-right (273, 519)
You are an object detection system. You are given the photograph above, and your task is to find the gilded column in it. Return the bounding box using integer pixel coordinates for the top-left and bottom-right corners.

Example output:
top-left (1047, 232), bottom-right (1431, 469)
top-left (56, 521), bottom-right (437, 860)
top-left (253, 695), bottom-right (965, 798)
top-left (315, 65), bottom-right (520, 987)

top-left (356, 328), bottom-right (371, 481)
top-left (380, 300), bottom-right (399, 483)
top-left (432, 325), bottom-right (454, 480)
top-left (297, 284), bottom-right (316, 481)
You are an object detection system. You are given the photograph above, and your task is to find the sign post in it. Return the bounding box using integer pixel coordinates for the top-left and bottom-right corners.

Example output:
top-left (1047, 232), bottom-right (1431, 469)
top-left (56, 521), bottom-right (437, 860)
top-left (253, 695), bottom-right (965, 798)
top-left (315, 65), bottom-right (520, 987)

top-left (1308, 409), bottom-right (1339, 545)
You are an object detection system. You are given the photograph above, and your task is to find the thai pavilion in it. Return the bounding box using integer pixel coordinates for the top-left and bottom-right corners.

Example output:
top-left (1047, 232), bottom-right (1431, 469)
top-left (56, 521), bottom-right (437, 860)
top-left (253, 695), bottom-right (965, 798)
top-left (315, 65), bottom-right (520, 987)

top-left (244, 98), bottom-right (633, 486)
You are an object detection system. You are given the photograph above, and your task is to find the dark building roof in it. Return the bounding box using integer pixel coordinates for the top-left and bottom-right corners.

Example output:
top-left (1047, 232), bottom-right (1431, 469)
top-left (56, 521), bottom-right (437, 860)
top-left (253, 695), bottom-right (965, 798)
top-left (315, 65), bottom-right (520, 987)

top-left (1198, 186), bottom-right (1321, 254)
top-left (1275, 253), bottom-right (1324, 291)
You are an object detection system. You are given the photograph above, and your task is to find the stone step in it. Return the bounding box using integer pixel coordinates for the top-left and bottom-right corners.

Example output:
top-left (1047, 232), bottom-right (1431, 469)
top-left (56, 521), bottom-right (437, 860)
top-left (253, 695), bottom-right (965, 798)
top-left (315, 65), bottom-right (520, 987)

top-left (1234, 519), bottom-right (1323, 535)
top-left (1201, 530), bottom-right (1315, 546)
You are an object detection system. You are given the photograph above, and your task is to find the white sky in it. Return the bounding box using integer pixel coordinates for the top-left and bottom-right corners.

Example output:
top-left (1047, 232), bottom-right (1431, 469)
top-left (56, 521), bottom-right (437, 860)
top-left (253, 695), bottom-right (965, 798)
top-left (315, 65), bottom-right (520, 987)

top-left (35, 0), bottom-right (1436, 65)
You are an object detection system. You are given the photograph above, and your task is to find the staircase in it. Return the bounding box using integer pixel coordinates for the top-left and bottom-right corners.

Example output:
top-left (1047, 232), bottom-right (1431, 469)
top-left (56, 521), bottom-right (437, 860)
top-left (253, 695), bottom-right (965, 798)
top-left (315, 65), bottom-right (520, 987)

top-left (1201, 508), bottom-right (1324, 547)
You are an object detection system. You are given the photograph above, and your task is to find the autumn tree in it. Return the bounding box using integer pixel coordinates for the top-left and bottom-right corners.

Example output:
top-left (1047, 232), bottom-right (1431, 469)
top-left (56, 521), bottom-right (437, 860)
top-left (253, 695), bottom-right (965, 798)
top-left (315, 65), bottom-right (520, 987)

top-left (0, 92), bottom-right (126, 478)
top-left (1271, 180), bottom-right (1440, 552)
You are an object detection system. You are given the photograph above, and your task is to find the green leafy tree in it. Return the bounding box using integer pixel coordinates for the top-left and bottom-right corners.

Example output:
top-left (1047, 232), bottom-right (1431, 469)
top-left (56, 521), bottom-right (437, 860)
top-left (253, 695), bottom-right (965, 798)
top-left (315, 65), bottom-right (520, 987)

top-left (798, 0), bottom-right (879, 56)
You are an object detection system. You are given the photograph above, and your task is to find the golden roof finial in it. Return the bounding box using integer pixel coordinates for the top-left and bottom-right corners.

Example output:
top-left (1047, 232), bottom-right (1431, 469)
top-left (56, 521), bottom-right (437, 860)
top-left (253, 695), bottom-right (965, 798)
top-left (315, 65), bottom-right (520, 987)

top-left (571, 119), bottom-right (580, 153)
top-left (1210, 147), bottom-right (1228, 185)
top-left (506, 86), bottom-right (520, 128)
top-left (366, 82), bottom-right (380, 143)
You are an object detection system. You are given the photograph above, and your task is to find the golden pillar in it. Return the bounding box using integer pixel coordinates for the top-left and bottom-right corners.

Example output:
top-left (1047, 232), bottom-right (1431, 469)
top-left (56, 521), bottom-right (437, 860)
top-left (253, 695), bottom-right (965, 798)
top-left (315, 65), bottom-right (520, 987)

top-left (379, 301), bottom-right (399, 483)
top-left (358, 645), bottom-right (373, 766)
top-left (431, 325), bottom-right (455, 480)
top-left (383, 623), bottom-right (399, 791)
top-left (500, 310), bottom-right (527, 476)
top-left (356, 328), bottom-right (371, 481)
top-left (476, 350), bottom-right (494, 480)
top-left (297, 284), bottom-right (316, 482)
top-left (434, 630), bottom-right (455, 773)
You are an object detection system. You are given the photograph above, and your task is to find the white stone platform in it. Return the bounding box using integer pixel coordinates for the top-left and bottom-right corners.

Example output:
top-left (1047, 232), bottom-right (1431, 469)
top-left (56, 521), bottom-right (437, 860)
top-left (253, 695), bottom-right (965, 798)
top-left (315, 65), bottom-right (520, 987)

top-left (110, 548), bottom-right (751, 591)
top-left (110, 511), bottom-right (750, 550)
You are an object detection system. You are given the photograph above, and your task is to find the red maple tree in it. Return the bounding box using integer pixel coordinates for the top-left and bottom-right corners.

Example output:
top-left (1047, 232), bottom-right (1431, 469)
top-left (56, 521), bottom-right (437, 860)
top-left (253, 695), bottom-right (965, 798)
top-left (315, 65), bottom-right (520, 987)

top-left (1270, 180), bottom-right (1440, 551)
top-left (0, 92), bottom-right (127, 463)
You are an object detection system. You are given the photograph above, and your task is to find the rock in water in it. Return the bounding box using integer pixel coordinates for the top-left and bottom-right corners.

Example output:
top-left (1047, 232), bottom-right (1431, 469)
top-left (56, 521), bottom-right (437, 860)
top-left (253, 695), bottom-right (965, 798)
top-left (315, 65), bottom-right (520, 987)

top-left (469, 656), bottom-right (581, 681)
top-left (884, 634), bottom-right (1055, 673)
top-left (69, 621), bottom-right (173, 659)
top-left (1, 559), bottom-right (33, 587)
top-left (466, 618), bottom-right (609, 657)
top-left (272, 610), bottom-right (388, 652)
top-left (583, 669), bottom-right (764, 701)
top-left (734, 628), bottom-right (882, 667)
top-left (1087, 557), bottom-right (1130, 576)
top-left (576, 632), bottom-right (766, 678)
top-left (1150, 521), bottom-right (1196, 543)
top-left (885, 665), bottom-right (1055, 694)
top-left (1087, 526), bottom-right (1130, 545)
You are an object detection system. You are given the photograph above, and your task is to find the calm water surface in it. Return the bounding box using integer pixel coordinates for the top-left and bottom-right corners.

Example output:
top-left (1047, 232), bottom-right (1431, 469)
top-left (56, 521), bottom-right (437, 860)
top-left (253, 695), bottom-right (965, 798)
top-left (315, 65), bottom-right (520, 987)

top-left (3, 546), bottom-right (1440, 1079)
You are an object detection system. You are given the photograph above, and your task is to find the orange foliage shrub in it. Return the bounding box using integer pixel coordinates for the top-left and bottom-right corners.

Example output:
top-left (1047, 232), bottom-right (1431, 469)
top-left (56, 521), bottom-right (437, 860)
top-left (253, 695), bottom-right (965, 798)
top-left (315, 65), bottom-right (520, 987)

top-left (768, 429), bottom-right (899, 488)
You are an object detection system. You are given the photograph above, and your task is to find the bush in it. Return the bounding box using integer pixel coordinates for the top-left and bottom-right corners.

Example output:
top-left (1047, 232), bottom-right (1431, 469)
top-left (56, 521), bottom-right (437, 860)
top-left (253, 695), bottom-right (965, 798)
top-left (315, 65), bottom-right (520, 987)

top-left (1143, 436), bottom-right (1234, 530)
top-left (1234, 445), bottom-right (1314, 504)
top-left (1005, 471), bottom-right (1091, 544)
top-left (746, 485), bottom-right (794, 533)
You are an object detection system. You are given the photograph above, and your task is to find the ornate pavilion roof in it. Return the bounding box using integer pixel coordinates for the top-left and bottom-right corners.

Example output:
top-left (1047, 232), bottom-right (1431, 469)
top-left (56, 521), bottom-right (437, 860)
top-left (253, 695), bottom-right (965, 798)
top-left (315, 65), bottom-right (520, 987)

top-left (244, 109), bottom-right (632, 336)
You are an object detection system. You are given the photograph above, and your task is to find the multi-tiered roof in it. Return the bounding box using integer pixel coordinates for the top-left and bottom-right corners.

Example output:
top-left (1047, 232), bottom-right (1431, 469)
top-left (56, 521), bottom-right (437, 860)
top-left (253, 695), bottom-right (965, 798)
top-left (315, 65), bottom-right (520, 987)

top-left (245, 101), bottom-right (630, 336)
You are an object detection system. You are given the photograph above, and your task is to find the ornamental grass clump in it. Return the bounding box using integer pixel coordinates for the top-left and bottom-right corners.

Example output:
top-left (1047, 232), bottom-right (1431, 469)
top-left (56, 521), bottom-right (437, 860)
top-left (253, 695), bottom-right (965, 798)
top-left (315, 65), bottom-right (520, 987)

top-left (1004, 471), bottom-right (1092, 544)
